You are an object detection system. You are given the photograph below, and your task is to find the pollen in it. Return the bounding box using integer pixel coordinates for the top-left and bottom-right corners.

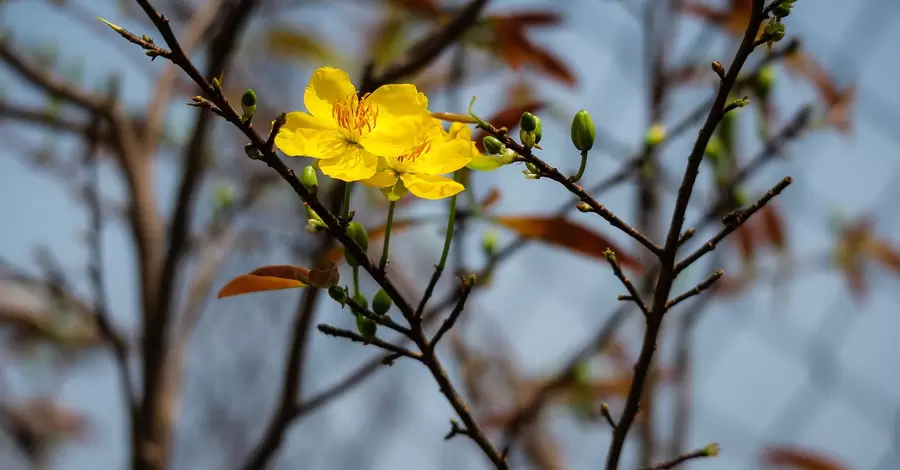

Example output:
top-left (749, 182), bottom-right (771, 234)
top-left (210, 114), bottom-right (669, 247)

top-left (332, 93), bottom-right (378, 138)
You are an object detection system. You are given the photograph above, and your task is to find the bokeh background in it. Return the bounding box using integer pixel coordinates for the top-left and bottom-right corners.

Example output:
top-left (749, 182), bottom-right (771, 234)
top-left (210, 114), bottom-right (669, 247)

top-left (1, 0), bottom-right (899, 469)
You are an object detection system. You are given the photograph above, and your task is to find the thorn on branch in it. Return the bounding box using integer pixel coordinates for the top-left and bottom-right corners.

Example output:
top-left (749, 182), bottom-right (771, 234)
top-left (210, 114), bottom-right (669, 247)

top-left (443, 419), bottom-right (472, 441)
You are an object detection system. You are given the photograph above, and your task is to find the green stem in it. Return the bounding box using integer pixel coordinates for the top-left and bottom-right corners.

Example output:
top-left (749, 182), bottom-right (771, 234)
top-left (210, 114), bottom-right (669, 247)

top-left (379, 201), bottom-right (396, 273)
top-left (414, 172), bottom-right (459, 317)
top-left (341, 182), bottom-right (354, 220)
top-left (352, 266), bottom-right (360, 297)
top-left (571, 150), bottom-right (589, 183)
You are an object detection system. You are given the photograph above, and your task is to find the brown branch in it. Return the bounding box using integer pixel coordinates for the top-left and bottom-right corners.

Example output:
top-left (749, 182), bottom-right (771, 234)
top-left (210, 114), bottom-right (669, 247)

top-left (605, 249), bottom-right (649, 316)
top-left (604, 2), bottom-right (772, 468)
top-left (664, 269), bottom-right (724, 310)
top-left (317, 324), bottom-right (422, 360)
top-left (674, 176), bottom-right (793, 275)
top-left (430, 275), bottom-right (475, 348)
top-left (638, 443), bottom-right (719, 470)
top-left (0, 101), bottom-right (104, 138)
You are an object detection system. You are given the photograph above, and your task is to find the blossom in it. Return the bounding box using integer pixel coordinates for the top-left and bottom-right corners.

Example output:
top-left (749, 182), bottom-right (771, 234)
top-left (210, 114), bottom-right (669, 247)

top-left (275, 67), bottom-right (429, 181)
top-left (362, 119), bottom-right (478, 200)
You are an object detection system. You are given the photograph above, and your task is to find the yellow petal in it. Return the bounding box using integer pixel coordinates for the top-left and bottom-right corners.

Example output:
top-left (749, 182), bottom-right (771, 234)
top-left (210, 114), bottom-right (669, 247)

top-left (361, 117), bottom-right (424, 157)
top-left (275, 111), bottom-right (331, 157)
top-left (318, 144), bottom-right (379, 182)
top-left (362, 170), bottom-right (398, 188)
top-left (304, 67), bottom-right (357, 123)
top-left (411, 138), bottom-right (474, 175)
top-left (368, 85), bottom-right (428, 119)
top-left (447, 122), bottom-right (473, 141)
top-left (399, 173), bottom-right (464, 200)
top-left (466, 154), bottom-right (506, 171)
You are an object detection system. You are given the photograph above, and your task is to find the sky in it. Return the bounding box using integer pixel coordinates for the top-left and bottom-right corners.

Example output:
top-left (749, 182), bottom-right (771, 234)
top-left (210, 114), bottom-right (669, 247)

top-left (1, 0), bottom-right (900, 469)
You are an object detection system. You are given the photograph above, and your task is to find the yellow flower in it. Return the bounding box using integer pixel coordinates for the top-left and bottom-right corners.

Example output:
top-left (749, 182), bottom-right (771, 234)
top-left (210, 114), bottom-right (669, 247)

top-left (275, 67), bottom-right (429, 182)
top-left (362, 119), bottom-right (477, 200)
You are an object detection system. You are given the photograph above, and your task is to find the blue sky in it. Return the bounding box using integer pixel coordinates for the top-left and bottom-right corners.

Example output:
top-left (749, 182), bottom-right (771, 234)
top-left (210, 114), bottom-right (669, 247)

top-left (1, 0), bottom-right (899, 469)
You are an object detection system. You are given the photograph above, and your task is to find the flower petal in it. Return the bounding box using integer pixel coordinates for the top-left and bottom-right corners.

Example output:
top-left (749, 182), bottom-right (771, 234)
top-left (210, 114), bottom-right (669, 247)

top-left (446, 122), bottom-right (473, 141)
top-left (399, 173), bottom-right (464, 200)
top-left (362, 170), bottom-right (398, 188)
top-left (466, 154), bottom-right (507, 171)
top-left (318, 144), bottom-right (379, 182)
top-left (361, 117), bottom-right (424, 157)
top-left (411, 138), bottom-right (475, 175)
top-left (275, 112), bottom-right (332, 156)
top-left (304, 67), bottom-right (357, 123)
top-left (368, 85), bottom-right (428, 119)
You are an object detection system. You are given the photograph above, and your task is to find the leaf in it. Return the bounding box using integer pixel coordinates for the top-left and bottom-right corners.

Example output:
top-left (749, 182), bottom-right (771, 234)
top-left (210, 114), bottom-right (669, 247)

top-left (834, 219), bottom-right (873, 301)
top-left (265, 28), bottom-right (340, 65)
top-left (479, 187), bottom-right (502, 210)
top-left (733, 222), bottom-right (758, 268)
top-left (387, 0), bottom-right (441, 18)
top-left (487, 17), bottom-right (576, 87)
top-left (491, 216), bottom-right (643, 270)
top-left (782, 49), bottom-right (855, 135)
top-left (760, 204), bottom-right (788, 251)
top-left (307, 259), bottom-right (340, 288)
top-left (217, 265), bottom-right (310, 298)
top-left (761, 446), bottom-right (851, 470)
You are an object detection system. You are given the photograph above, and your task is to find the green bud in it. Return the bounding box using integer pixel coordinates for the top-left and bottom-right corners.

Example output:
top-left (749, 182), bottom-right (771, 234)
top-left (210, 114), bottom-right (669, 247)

top-left (483, 136), bottom-right (504, 155)
top-left (345, 222), bottom-right (369, 267)
top-left (481, 230), bottom-right (498, 257)
top-left (328, 285), bottom-right (347, 304)
top-left (356, 314), bottom-right (377, 342)
top-left (300, 166), bottom-right (318, 195)
top-left (240, 88), bottom-right (257, 121)
top-left (701, 442), bottom-right (720, 457)
top-left (570, 110), bottom-right (596, 152)
top-left (351, 292), bottom-right (368, 314)
top-left (533, 115), bottom-right (543, 143)
top-left (211, 76), bottom-right (222, 94)
top-left (525, 162), bottom-right (539, 177)
top-left (519, 112), bottom-right (538, 131)
top-left (645, 123), bottom-right (666, 147)
top-left (244, 143), bottom-right (261, 160)
top-left (520, 129), bottom-right (536, 148)
top-left (765, 21), bottom-right (786, 43)
top-left (372, 289), bottom-right (392, 315)
top-left (213, 183), bottom-right (234, 210)
top-left (773, 2), bottom-right (792, 18)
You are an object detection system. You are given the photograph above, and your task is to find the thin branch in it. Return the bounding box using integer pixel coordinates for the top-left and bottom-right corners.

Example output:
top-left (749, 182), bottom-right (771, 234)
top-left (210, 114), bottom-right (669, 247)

top-left (604, 249), bottom-right (649, 316)
top-left (430, 275), bottom-right (475, 347)
top-left (674, 176), bottom-right (793, 274)
top-left (317, 324), bottom-right (422, 360)
top-left (665, 269), bottom-right (724, 310)
top-left (638, 444), bottom-right (719, 470)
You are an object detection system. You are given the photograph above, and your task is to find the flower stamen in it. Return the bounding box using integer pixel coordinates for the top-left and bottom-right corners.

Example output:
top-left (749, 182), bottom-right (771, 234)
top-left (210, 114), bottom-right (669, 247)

top-left (397, 138), bottom-right (432, 164)
top-left (332, 93), bottom-right (378, 139)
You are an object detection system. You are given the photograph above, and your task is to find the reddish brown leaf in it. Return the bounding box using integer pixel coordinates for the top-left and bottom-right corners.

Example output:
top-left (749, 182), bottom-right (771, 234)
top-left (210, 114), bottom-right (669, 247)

top-left (488, 18), bottom-right (576, 87)
top-left (680, 0), bottom-right (753, 35)
top-left (762, 446), bottom-right (851, 470)
top-left (307, 259), bottom-right (340, 288)
top-left (491, 11), bottom-right (563, 28)
top-left (479, 187), bottom-right (502, 210)
top-left (388, 0), bottom-right (441, 18)
top-left (782, 49), bottom-right (855, 135)
top-left (864, 238), bottom-right (900, 274)
top-left (217, 265), bottom-right (310, 298)
top-left (760, 204), bottom-right (788, 251)
top-left (734, 222), bottom-right (758, 268)
top-left (834, 219), bottom-right (874, 301)
top-left (491, 216), bottom-right (643, 270)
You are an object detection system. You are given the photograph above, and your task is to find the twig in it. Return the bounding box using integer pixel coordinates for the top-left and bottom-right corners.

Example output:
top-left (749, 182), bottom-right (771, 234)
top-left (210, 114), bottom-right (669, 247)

top-left (600, 402), bottom-right (618, 430)
top-left (317, 324), bottom-right (422, 360)
top-left (431, 275), bottom-right (475, 347)
top-left (665, 269), bottom-right (724, 311)
top-left (604, 249), bottom-right (649, 316)
top-left (638, 443), bottom-right (719, 470)
top-left (674, 177), bottom-right (793, 274)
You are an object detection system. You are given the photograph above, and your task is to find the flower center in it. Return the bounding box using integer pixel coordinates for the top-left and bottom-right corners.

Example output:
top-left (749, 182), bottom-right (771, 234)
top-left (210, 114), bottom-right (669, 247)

top-left (396, 137), bottom-right (432, 166)
top-left (332, 93), bottom-right (378, 141)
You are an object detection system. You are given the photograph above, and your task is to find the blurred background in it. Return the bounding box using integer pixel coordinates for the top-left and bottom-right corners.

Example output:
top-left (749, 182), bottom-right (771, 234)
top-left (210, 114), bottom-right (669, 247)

top-left (1, 0), bottom-right (899, 469)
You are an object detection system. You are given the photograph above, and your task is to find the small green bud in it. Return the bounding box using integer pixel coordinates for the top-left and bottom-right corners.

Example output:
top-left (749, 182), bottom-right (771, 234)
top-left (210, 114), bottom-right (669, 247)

top-left (356, 314), bottom-right (377, 342)
top-left (372, 289), bottom-right (392, 315)
top-left (519, 112), bottom-right (538, 131)
top-left (300, 166), bottom-right (318, 195)
top-left (211, 76), bottom-right (222, 94)
top-left (570, 110), bottom-right (596, 152)
top-left (483, 136), bottom-right (504, 155)
top-left (701, 442), bottom-right (720, 457)
top-left (240, 88), bottom-right (257, 121)
top-left (773, 2), bottom-right (792, 18)
top-left (533, 115), bottom-right (543, 144)
top-left (756, 65), bottom-right (775, 96)
top-left (213, 183), bottom-right (234, 210)
top-left (525, 162), bottom-right (538, 174)
top-left (481, 230), bottom-right (498, 257)
top-left (244, 143), bottom-right (261, 160)
top-left (499, 148), bottom-right (518, 165)
top-left (730, 96), bottom-right (751, 108)
top-left (345, 222), bottom-right (369, 267)
top-left (645, 123), bottom-right (666, 147)
top-left (765, 21), bottom-right (786, 43)
top-left (328, 285), bottom-right (347, 304)
top-left (520, 129), bottom-right (536, 148)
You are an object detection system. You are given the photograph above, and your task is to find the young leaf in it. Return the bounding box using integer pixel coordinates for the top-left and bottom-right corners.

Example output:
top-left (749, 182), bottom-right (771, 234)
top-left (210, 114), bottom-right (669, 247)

top-left (761, 446), bottom-right (851, 470)
top-left (491, 216), bottom-right (643, 270)
top-left (217, 265), bottom-right (310, 298)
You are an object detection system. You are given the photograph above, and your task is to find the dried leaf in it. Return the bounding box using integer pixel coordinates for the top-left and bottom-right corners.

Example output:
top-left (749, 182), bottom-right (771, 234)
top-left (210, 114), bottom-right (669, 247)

top-left (760, 204), bottom-right (788, 250)
top-left (734, 222), bottom-right (758, 268)
top-left (479, 187), bottom-right (502, 210)
top-left (834, 220), bottom-right (873, 301)
top-left (491, 216), bottom-right (642, 270)
top-left (265, 28), bottom-right (340, 65)
top-left (307, 259), bottom-right (340, 288)
top-left (217, 265), bottom-right (310, 298)
top-left (493, 11), bottom-right (563, 28)
top-left (762, 446), bottom-right (851, 470)
top-left (863, 238), bottom-right (900, 274)
top-left (486, 17), bottom-right (576, 87)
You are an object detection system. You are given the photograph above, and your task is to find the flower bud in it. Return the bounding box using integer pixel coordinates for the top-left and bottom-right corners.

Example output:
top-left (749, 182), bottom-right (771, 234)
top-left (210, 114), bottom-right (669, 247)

top-left (328, 285), bottom-right (347, 304)
top-left (645, 123), bottom-right (666, 147)
top-left (519, 112), bottom-right (539, 131)
top-left (213, 183), bottom-right (234, 210)
top-left (773, 1), bottom-right (792, 18)
top-left (241, 88), bottom-right (257, 121)
top-left (211, 76), bottom-right (223, 94)
top-left (351, 292), bottom-right (368, 313)
top-left (372, 288), bottom-right (392, 315)
top-left (570, 110), bottom-right (596, 152)
top-left (533, 115), bottom-right (543, 144)
top-left (525, 162), bottom-right (538, 174)
top-left (765, 21), bottom-right (786, 43)
top-left (300, 166), bottom-right (318, 196)
top-left (345, 222), bottom-right (369, 267)
top-left (520, 129), bottom-right (536, 148)
top-left (356, 314), bottom-right (377, 342)
top-left (481, 230), bottom-right (498, 257)
top-left (483, 136), bottom-right (504, 155)
top-left (701, 442), bottom-right (720, 457)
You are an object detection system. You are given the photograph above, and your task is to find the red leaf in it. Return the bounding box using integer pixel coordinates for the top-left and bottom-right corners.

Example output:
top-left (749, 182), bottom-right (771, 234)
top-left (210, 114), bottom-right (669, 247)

top-left (217, 265), bottom-right (310, 298)
top-left (762, 446), bottom-right (851, 470)
top-left (491, 216), bottom-right (643, 271)
top-left (760, 204), bottom-right (788, 251)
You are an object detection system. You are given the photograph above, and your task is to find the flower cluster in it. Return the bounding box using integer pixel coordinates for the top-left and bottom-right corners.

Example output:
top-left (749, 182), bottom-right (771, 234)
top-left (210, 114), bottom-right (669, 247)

top-left (275, 67), bottom-right (480, 200)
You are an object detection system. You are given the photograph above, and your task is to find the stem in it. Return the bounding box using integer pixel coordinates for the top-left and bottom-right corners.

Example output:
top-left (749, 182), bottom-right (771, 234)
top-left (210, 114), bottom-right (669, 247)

top-left (352, 266), bottom-right (360, 297)
top-left (570, 150), bottom-right (589, 183)
top-left (414, 172), bottom-right (460, 318)
top-left (341, 182), bottom-right (353, 220)
top-left (379, 201), bottom-right (396, 273)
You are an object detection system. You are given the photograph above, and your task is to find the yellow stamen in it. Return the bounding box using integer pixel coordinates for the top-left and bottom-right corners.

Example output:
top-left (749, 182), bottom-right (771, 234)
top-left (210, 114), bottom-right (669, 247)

top-left (332, 92), bottom-right (378, 139)
top-left (397, 138), bottom-right (432, 164)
